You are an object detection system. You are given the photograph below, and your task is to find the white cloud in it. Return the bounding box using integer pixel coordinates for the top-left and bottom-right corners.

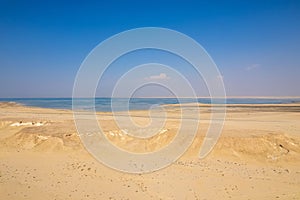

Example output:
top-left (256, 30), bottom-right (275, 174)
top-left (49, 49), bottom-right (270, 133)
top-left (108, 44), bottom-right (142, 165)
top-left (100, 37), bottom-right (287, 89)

top-left (145, 73), bottom-right (170, 80)
top-left (246, 64), bottom-right (261, 71)
top-left (216, 75), bottom-right (224, 80)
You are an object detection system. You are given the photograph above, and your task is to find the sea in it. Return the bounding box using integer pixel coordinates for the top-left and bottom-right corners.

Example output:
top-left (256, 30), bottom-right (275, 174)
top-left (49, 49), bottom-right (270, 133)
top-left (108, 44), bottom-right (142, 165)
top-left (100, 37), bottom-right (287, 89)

top-left (0, 98), bottom-right (299, 112)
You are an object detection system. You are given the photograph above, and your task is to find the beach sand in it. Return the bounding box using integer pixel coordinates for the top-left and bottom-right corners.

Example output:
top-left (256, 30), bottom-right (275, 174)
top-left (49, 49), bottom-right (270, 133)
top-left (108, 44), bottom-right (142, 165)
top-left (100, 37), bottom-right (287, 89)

top-left (0, 102), bottom-right (300, 199)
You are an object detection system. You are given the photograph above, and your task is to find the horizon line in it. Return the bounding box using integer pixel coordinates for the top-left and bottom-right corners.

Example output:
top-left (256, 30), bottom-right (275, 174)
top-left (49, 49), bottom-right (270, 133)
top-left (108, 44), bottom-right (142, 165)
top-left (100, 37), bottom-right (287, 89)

top-left (1, 96), bottom-right (300, 99)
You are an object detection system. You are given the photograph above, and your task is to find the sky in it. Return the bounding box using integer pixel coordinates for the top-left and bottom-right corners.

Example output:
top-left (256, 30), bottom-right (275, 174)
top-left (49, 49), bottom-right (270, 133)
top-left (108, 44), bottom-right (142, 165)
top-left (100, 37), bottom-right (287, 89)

top-left (0, 0), bottom-right (300, 97)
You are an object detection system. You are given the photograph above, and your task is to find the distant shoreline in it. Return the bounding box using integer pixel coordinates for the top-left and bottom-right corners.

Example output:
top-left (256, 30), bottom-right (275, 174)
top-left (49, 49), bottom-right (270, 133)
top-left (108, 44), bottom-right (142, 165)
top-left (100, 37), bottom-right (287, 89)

top-left (1, 97), bottom-right (300, 113)
top-left (1, 96), bottom-right (300, 99)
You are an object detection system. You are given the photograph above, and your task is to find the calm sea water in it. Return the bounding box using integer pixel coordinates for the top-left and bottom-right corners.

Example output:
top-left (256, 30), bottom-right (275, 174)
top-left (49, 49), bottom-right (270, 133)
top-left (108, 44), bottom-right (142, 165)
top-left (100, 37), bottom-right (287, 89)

top-left (0, 98), bottom-right (299, 112)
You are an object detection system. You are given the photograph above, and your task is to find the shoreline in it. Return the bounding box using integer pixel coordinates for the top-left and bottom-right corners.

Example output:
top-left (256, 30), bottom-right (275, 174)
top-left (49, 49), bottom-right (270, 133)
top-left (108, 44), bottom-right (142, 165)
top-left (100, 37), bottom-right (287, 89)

top-left (1, 99), bottom-right (300, 113)
top-left (1, 96), bottom-right (300, 98)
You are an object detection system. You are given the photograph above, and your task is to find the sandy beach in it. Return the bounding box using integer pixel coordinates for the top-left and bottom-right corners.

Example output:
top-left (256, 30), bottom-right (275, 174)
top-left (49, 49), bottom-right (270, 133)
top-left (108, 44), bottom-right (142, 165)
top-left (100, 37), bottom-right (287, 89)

top-left (0, 102), bottom-right (300, 200)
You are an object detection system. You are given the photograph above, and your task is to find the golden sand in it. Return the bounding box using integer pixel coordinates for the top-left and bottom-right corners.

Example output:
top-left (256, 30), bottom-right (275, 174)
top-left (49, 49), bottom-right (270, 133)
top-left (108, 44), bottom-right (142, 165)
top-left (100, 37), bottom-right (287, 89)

top-left (0, 102), bottom-right (300, 199)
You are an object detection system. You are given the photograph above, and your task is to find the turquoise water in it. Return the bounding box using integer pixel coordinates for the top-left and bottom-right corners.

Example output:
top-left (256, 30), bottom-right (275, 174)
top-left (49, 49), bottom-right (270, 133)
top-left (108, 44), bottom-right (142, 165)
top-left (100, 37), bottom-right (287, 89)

top-left (0, 98), bottom-right (299, 112)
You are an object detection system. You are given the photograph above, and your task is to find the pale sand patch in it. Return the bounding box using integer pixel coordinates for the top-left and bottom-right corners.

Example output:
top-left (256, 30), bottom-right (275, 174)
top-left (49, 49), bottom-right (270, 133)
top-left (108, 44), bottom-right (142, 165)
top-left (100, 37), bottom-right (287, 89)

top-left (0, 102), bottom-right (300, 199)
top-left (10, 122), bottom-right (45, 127)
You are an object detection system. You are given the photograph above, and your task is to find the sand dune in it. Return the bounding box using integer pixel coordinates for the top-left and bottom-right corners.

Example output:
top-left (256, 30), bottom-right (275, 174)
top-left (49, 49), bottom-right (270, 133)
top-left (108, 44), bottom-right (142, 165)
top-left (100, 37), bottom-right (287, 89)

top-left (4, 124), bottom-right (299, 163)
top-left (0, 102), bottom-right (300, 199)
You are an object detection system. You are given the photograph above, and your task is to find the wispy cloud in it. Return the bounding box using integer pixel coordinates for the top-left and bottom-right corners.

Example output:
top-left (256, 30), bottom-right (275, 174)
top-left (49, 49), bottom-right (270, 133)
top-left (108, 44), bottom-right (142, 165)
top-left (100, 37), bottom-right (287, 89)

top-left (216, 75), bottom-right (224, 80)
top-left (246, 64), bottom-right (261, 71)
top-left (145, 73), bottom-right (170, 81)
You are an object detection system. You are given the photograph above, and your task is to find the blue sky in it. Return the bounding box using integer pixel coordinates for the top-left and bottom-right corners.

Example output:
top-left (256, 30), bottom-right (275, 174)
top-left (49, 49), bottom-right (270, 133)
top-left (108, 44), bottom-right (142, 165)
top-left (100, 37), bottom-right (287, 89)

top-left (0, 0), bottom-right (299, 97)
